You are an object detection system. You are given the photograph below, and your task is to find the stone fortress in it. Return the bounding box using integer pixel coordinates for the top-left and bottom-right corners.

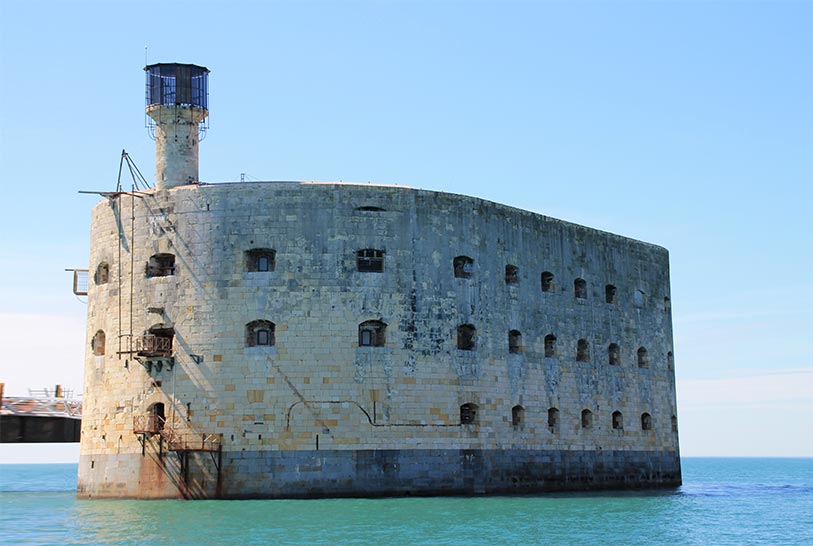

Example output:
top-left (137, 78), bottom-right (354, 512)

top-left (77, 63), bottom-right (680, 499)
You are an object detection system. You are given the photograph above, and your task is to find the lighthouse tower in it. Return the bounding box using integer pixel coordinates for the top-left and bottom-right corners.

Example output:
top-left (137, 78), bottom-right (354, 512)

top-left (145, 63), bottom-right (209, 189)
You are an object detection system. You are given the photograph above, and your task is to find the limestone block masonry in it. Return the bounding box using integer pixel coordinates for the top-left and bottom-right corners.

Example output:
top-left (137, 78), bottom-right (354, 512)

top-left (77, 181), bottom-right (680, 499)
top-left (146, 104), bottom-right (206, 189)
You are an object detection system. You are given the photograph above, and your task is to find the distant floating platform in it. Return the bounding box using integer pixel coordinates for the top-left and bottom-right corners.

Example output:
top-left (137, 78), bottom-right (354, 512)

top-left (0, 396), bottom-right (82, 443)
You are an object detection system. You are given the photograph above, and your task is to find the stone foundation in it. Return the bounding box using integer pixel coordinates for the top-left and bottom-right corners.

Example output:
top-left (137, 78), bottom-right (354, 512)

top-left (78, 448), bottom-right (681, 499)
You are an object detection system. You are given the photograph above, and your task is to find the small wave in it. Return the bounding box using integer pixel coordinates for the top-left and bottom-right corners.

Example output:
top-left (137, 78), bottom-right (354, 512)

top-left (1, 487), bottom-right (75, 493)
top-left (679, 482), bottom-right (813, 497)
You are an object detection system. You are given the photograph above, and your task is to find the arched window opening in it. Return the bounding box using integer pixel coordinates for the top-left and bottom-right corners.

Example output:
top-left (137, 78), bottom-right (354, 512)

top-left (605, 284), bottom-right (617, 304)
top-left (147, 402), bottom-right (166, 432)
top-left (664, 296), bottom-right (671, 313)
top-left (574, 278), bottom-right (587, 299)
top-left (508, 330), bottom-right (522, 354)
top-left (357, 249), bottom-right (384, 272)
top-left (671, 415), bottom-right (678, 433)
top-left (641, 412), bottom-right (652, 431)
top-left (667, 351), bottom-right (675, 371)
top-left (95, 262), bottom-right (109, 285)
top-left (581, 409), bottom-right (593, 429)
top-left (634, 289), bottom-right (645, 308)
top-left (92, 330), bottom-right (106, 356)
top-left (453, 256), bottom-right (474, 279)
top-left (547, 407), bottom-right (559, 430)
top-left (544, 334), bottom-right (557, 357)
top-left (511, 405), bottom-right (524, 427)
top-left (457, 324), bottom-right (476, 351)
top-left (460, 403), bottom-right (478, 425)
top-left (246, 320), bottom-right (275, 347)
top-left (576, 339), bottom-right (590, 362)
top-left (146, 253), bottom-right (175, 277)
top-left (359, 320), bottom-right (386, 347)
top-left (612, 411), bottom-right (623, 430)
top-left (608, 343), bottom-right (620, 365)
top-left (246, 248), bottom-right (276, 272)
top-left (505, 264), bottom-right (519, 285)
top-left (637, 346), bottom-right (649, 368)
top-left (541, 271), bottom-right (554, 292)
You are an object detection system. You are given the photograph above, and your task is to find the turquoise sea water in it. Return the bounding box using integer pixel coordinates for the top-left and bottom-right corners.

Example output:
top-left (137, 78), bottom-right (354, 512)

top-left (1, 458), bottom-right (811, 545)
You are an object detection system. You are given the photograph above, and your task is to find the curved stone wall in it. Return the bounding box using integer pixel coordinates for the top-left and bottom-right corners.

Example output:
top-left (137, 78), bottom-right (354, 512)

top-left (77, 182), bottom-right (680, 498)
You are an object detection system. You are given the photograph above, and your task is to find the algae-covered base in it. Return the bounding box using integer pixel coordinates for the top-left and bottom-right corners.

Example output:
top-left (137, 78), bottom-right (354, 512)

top-left (77, 448), bottom-right (681, 499)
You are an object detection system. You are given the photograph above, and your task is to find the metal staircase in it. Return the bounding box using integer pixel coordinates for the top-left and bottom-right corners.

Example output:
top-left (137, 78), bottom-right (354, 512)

top-left (133, 415), bottom-right (223, 498)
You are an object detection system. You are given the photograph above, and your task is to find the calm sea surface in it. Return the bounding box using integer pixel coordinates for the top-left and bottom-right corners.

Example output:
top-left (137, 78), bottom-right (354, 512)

top-left (1, 458), bottom-right (811, 545)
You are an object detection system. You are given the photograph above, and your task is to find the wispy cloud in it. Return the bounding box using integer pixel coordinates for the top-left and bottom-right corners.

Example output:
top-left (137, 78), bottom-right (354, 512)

top-left (0, 312), bottom-right (85, 396)
top-left (675, 307), bottom-right (809, 325)
top-left (678, 368), bottom-right (813, 408)
top-left (677, 368), bottom-right (813, 456)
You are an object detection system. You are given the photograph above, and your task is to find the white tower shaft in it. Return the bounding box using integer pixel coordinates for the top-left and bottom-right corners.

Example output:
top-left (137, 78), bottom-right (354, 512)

top-left (147, 105), bottom-right (207, 190)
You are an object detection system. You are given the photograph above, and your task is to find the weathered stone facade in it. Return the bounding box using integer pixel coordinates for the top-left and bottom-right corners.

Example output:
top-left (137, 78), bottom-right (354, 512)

top-left (77, 182), bottom-right (680, 499)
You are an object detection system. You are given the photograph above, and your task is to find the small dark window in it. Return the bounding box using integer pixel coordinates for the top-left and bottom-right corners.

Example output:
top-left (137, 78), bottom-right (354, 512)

top-left (541, 271), bottom-right (554, 292)
top-left (574, 278), bottom-right (587, 299)
top-left (359, 320), bottom-right (386, 347)
top-left (576, 339), bottom-right (590, 362)
top-left (605, 284), bottom-right (617, 304)
top-left (612, 411), bottom-right (623, 430)
top-left (356, 206), bottom-right (386, 212)
top-left (457, 324), bottom-right (476, 350)
top-left (453, 256), bottom-right (474, 279)
top-left (357, 249), bottom-right (384, 272)
top-left (511, 405), bottom-right (524, 426)
top-left (146, 253), bottom-right (175, 277)
top-left (608, 343), bottom-right (620, 365)
top-left (667, 351), bottom-right (674, 370)
top-left (547, 407), bottom-right (559, 430)
top-left (508, 330), bottom-right (522, 354)
top-left (641, 412), bottom-right (652, 431)
top-left (505, 264), bottom-right (519, 285)
top-left (671, 415), bottom-right (678, 433)
top-left (581, 409), bottom-right (593, 429)
top-left (637, 347), bottom-right (648, 368)
top-left (460, 403), bottom-right (478, 425)
top-left (92, 330), bottom-right (106, 356)
top-left (95, 263), bottom-right (109, 285)
top-left (246, 320), bottom-right (275, 347)
top-left (257, 329), bottom-right (272, 346)
top-left (149, 402), bottom-right (165, 420)
top-left (544, 334), bottom-right (557, 357)
top-left (246, 248), bottom-right (276, 272)
top-left (664, 296), bottom-right (671, 313)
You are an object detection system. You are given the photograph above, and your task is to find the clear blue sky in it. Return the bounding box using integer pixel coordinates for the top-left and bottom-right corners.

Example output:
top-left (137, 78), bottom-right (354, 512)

top-left (1, 0), bottom-right (811, 462)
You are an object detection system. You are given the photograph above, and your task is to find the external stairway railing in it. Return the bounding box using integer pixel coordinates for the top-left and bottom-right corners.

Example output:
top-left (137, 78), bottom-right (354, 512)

top-left (160, 425), bottom-right (222, 452)
top-left (133, 414), bottom-right (163, 435)
top-left (132, 415), bottom-right (221, 452)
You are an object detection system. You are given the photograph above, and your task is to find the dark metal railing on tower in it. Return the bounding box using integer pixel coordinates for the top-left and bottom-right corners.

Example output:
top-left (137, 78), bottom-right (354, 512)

top-left (134, 334), bottom-right (172, 357)
top-left (145, 63), bottom-right (209, 109)
top-left (133, 414), bottom-right (164, 435)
